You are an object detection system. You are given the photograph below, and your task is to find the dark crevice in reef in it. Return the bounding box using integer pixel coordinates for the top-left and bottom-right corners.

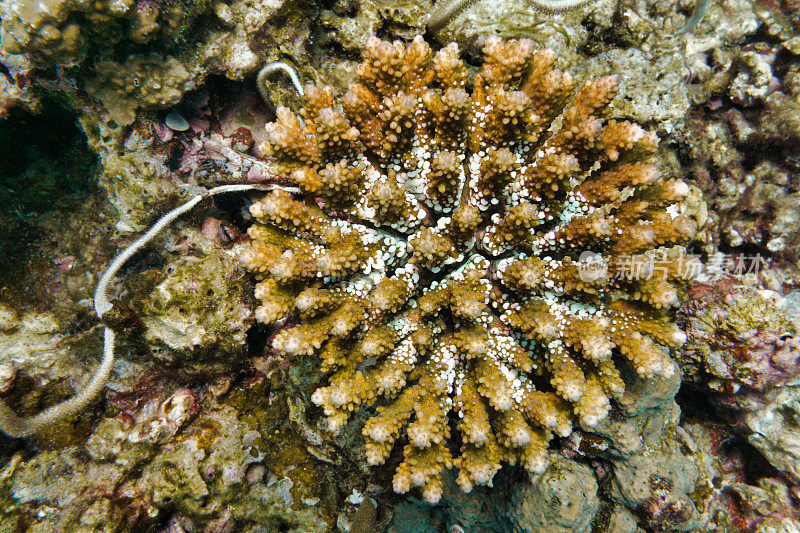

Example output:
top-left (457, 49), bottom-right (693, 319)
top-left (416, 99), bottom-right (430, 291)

top-left (0, 96), bottom-right (98, 300)
top-left (676, 385), bottom-right (788, 488)
top-left (0, 97), bottom-right (95, 204)
top-left (675, 383), bottom-right (719, 421)
top-left (580, 0), bottom-right (647, 56)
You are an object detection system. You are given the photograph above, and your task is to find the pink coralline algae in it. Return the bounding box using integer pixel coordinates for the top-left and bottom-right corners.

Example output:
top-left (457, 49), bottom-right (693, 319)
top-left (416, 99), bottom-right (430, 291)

top-left (677, 277), bottom-right (800, 409)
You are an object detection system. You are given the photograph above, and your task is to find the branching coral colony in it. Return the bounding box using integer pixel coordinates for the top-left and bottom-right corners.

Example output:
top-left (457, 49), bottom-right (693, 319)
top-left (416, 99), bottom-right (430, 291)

top-left (239, 35), bottom-right (697, 503)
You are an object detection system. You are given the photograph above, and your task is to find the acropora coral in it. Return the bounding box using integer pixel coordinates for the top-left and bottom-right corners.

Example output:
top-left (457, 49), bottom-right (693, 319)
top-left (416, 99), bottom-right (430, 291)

top-left (239, 35), bottom-right (698, 503)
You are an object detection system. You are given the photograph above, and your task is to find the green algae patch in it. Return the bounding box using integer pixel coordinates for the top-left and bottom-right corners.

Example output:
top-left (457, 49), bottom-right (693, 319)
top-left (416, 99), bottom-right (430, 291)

top-left (223, 378), bottom-right (326, 505)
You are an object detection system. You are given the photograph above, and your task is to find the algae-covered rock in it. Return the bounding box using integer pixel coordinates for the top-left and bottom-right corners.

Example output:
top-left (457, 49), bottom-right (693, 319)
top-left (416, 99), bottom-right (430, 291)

top-left (1, 0), bottom-right (313, 126)
top-left (387, 501), bottom-right (439, 533)
top-left (431, 0), bottom-right (690, 132)
top-left (503, 455), bottom-right (600, 533)
top-left (608, 424), bottom-right (713, 531)
top-left (137, 404), bottom-right (326, 531)
top-left (2, 394), bottom-right (328, 531)
top-left (432, 0), bottom-right (597, 58)
top-left (97, 143), bottom-right (180, 235)
top-left (676, 1), bottom-right (800, 256)
top-left (583, 361), bottom-right (682, 456)
top-left (86, 54), bottom-right (198, 127)
top-left (0, 0), bottom-right (210, 66)
top-left (5, 447), bottom-right (129, 532)
top-left (80, 0), bottom-right (311, 126)
top-left (129, 229), bottom-right (253, 359)
top-left (677, 280), bottom-right (800, 408)
top-left (682, 421), bottom-right (800, 532)
top-left (0, 50), bottom-right (38, 116)
top-left (602, 504), bottom-right (645, 533)
top-left (557, 364), bottom-right (712, 531)
top-left (571, 47), bottom-right (690, 132)
top-left (743, 380), bottom-right (800, 484)
top-left (319, 0), bottom-right (431, 53)
top-left (0, 310), bottom-right (66, 384)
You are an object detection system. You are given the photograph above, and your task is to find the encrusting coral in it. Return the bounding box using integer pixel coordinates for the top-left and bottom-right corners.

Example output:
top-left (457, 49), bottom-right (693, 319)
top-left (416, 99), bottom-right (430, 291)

top-left (238, 35), bottom-right (698, 503)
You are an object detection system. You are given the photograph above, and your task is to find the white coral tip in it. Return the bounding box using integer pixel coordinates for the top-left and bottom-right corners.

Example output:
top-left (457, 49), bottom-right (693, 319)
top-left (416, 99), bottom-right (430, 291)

top-left (367, 423), bottom-right (390, 443)
top-left (510, 428), bottom-right (531, 447)
top-left (393, 473), bottom-right (411, 494)
top-left (366, 450), bottom-right (383, 465)
top-left (295, 293), bottom-right (314, 311)
top-left (362, 339), bottom-right (381, 357)
top-left (673, 180), bottom-right (690, 196)
top-left (526, 456), bottom-right (547, 474)
top-left (331, 319), bottom-right (350, 336)
top-left (560, 383), bottom-right (584, 403)
top-left (310, 388), bottom-right (327, 406)
top-left (470, 428), bottom-right (488, 446)
top-left (282, 334), bottom-right (303, 356)
top-left (327, 413), bottom-right (346, 433)
top-left (423, 484), bottom-right (442, 504)
top-left (409, 427), bottom-right (431, 448)
top-left (329, 386), bottom-right (348, 407)
top-left (471, 465), bottom-right (494, 485)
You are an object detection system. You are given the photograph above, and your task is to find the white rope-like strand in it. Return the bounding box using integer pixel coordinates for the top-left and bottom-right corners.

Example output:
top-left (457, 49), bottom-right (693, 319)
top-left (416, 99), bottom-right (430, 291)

top-left (427, 0), bottom-right (600, 35)
top-left (528, 0), bottom-right (599, 13)
top-left (257, 61), bottom-right (305, 102)
top-left (0, 183), bottom-right (293, 438)
top-left (428, 0), bottom-right (481, 34)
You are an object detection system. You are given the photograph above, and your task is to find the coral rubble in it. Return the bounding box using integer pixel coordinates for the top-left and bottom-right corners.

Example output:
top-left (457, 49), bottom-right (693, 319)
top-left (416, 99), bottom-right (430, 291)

top-left (679, 0), bottom-right (800, 257)
top-left (239, 35), bottom-right (698, 502)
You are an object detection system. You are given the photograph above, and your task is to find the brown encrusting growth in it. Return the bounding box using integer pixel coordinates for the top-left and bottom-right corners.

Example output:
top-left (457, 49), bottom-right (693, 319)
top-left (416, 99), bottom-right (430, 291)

top-left (239, 35), bottom-right (697, 503)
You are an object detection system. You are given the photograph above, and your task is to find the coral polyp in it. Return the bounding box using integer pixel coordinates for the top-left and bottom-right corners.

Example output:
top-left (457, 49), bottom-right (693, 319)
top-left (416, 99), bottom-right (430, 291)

top-left (239, 35), bottom-right (697, 503)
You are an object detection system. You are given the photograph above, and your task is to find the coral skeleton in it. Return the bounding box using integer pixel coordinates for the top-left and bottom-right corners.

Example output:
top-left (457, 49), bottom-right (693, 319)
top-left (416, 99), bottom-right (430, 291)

top-left (239, 35), bottom-right (697, 503)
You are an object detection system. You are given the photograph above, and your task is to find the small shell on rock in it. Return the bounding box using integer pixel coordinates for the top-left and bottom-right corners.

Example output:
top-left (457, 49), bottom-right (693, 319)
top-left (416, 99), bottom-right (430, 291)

top-left (165, 110), bottom-right (190, 131)
top-left (245, 464), bottom-right (266, 484)
top-left (784, 36), bottom-right (800, 55)
top-left (160, 388), bottom-right (199, 425)
top-left (348, 489), bottom-right (364, 505)
top-left (214, 1), bottom-right (233, 24)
